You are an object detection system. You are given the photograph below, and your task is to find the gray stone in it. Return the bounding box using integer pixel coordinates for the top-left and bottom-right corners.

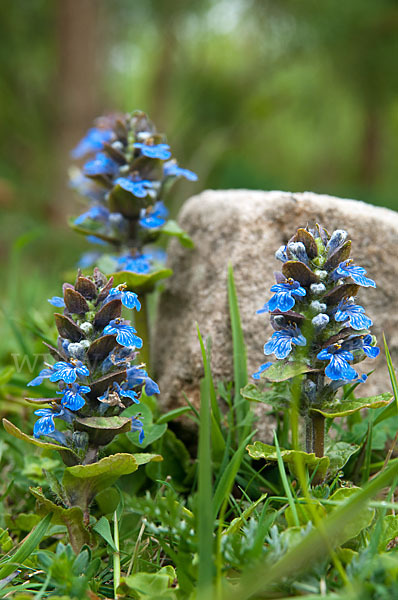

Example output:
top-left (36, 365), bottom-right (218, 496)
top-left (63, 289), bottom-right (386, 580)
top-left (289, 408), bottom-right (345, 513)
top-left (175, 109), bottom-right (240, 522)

top-left (154, 190), bottom-right (398, 441)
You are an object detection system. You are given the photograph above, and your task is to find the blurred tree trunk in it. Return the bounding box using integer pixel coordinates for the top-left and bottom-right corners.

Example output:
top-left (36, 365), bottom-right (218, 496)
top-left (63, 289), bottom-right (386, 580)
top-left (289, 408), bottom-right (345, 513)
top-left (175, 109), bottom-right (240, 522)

top-left (51, 0), bottom-right (102, 223)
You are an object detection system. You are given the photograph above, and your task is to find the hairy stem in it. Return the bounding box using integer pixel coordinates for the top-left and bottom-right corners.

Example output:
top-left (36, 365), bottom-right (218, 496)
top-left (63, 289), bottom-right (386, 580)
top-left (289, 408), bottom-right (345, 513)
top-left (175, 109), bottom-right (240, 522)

top-left (135, 293), bottom-right (151, 373)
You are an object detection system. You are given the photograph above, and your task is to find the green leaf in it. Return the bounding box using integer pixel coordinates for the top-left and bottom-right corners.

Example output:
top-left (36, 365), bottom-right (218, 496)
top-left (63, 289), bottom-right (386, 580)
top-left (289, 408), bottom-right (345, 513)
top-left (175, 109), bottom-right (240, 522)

top-left (145, 430), bottom-right (193, 492)
top-left (69, 219), bottom-right (118, 244)
top-left (62, 453), bottom-right (138, 510)
top-left (311, 393), bottom-right (393, 418)
top-left (4, 513), bottom-right (41, 532)
top-left (241, 382), bottom-right (289, 409)
top-left (30, 488), bottom-right (92, 554)
top-left (93, 516), bottom-right (117, 551)
top-left (75, 416), bottom-right (132, 446)
top-left (132, 453), bottom-right (163, 465)
top-left (379, 514), bottom-right (398, 551)
top-left (325, 487), bottom-right (375, 542)
top-left (0, 512), bottom-right (53, 580)
top-left (224, 493), bottom-right (269, 535)
top-left (259, 360), bottom-right (317, 382)
top-left (109, 268), bottom-right (173, 294)
top-left (108, 183), bottom-right (148, 218)
top-left (2, 418), bottom-right (79, 460)
top-left (95, 487), bottom-right (121, 515)
top-left (247, 441), bottom-right (330, 479)
top-left (156, 406), bottom-right (193, 424)
top-left (118, 570), bottom-right (175, 599)
top-left (0, 367), bottom-right (15, 387)
top-left (161, 219), bottom-right (194, 248)
top-left (285, 499), bottom-right (326, 528)
top-left (325, 441), bottom-right (359, 476)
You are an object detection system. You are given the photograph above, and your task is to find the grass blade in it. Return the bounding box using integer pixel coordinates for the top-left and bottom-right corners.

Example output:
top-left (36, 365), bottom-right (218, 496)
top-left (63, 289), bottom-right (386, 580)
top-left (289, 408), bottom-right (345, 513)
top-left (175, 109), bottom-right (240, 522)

top-left (197, 324), bottom-right (214, 598)
top-left (274, 432), bottom-right (299, 527)
top-left (0, 512), bottom-right (52, 579)
top-left (212, 431), bottom-right (254, 520)
top-left (227, 264), bottom-right (249, 441)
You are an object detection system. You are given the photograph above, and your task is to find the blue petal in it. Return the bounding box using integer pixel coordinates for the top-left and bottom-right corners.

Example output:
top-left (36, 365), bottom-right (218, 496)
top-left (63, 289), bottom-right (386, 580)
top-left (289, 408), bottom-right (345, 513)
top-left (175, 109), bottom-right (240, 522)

top-left (292, 286), bottom-right (307, 297)
top-left (363, 344), bottom-right (380, 359)
top-left (115, 177), bottom-right (153, 198)
top-left (83, 153), bottom-right (119, 177)
top-left (264, 333), bottom-right (292, 359)
top-left (62, 390), bottom-right (86, 411)
top-left (325, 356), bottom-right (358, 381)
top-left (144, 377), bottom-right (160, 395)
top-left (27, 368), bottom-right (53, 387)
top-left (268, 291), bottom-right (295, 313)
top-left (135, 143), bottom-right (171, 160)
top-left (119, 388), bottom-right (139, 403)
top-left (122, 291), bottom-right (141, 311)
top-left (71, 128), bottom-right (113, 159)
top-left (50, 363), bottom-right (77, 384)
top-left (164, 162), bottom-right (198, 181)
top-left (252, 362), bottom-right (272, 380)
top-left (48, 296), bottom-right (66, 308)
top-left (76, 364), bottom-right (90, 377)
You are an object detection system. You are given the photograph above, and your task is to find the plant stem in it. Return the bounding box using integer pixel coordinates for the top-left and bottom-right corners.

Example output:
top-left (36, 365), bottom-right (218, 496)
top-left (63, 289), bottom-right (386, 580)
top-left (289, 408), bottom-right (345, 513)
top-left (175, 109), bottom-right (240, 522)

top-left (134, 293), bottom-right (151, 373)
top-left (113, 510), bottom-right (120, 599)
top-left (312, 413), bottom-right (325, 458)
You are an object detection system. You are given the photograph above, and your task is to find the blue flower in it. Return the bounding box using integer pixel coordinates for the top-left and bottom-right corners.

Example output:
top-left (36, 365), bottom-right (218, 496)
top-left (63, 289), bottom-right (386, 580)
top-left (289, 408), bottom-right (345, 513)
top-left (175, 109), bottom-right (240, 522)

top-left (252, 362), bottom-right (272, 380)
top-left (115, 177), bottom-right (154, 198)
top-left (332, 260), bottom-right (376, 288)
top-left (329, 372), bottom-right (368, 392)
top-left (71, 127), bottom-right (114, 159)
top-left (99, 381), bottom-right (140, 405)
top-left (78, 251), bottom-right (103, 269)
top-left (134, 142), bottom-right (171, 160)
top-left (86, 235), bottom-right (107, 246)
top-left (103, 319), bottom-right (143, 348)
top-left (69, 170), bottom-right (106, 202)
top-left (58, 383), bottom-right (91, 411)
top-left (74, 205), bottom-right (110, 226)
top-left (106, 285), bottom-right (141, 310)
top-left (334, 300), bottom-right (372, 331)
top-left (83, 153), bottom-right (119, 177)
top-left (127, 366), bottom-right (160, 396)
top-left (139, 202), bottom-right (168, 229)
top-left (317, 344), bottom-right (358, 381)
top-left (164, 161), bottom-right (198, 181)
top-left (28, 367), bottom-right (54, 387)
top-left (362, 334), bottom-right (380, 359)
top-left (264, 326), bottom-right (306, 360)
top-left (116, 254), bottom-right (152, 274)
top-left (49, 361), bottom-right (90, 384)
top-left (257, 279), bottom-right (306, 314)
top-left (33, 407), bottom-right (68, 441)
top-left (131, 415), bottom-right (145, 444)
top-left (48, 296), bottom-right (66, 308)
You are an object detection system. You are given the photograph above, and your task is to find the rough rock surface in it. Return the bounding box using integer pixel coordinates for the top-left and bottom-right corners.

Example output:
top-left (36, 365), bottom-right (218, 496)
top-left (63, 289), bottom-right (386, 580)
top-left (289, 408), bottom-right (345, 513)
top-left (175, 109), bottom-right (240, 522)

top-left (154, 190), bottom-right (398, 441)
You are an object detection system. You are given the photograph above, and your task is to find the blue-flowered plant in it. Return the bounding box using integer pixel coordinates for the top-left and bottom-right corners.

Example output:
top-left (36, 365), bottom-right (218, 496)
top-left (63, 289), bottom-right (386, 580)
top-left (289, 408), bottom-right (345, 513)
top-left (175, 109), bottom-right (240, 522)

top-left (252, 225), bottom-right (381, 462)
top-left (18, 268), bottom-right (159, 465)
top-left (70, 110), bottom-right (197, 276)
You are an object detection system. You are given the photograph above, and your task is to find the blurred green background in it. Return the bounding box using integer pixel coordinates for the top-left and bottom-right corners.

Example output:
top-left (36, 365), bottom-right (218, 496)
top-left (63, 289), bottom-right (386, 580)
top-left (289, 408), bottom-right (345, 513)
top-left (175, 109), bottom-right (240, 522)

top-left (0, 0), bottom-right (397, 365)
